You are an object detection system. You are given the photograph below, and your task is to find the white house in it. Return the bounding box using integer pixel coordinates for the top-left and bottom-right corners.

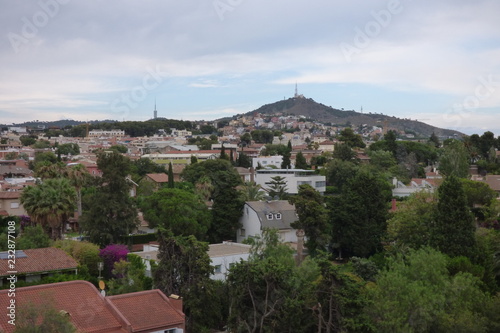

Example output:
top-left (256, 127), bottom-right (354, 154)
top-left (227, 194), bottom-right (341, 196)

top-left (252, 156), bottom-right (283, 169)
top-left (238, 200), bottom-right (298, 244)
top-left (392, 177), bottom-right (437, 197)
top-left (209, 242), bottom-right (251, 281)
top-left (134, 242), bottom-right (251, 281)
top-left (255, 169), bottom-right (326, 194)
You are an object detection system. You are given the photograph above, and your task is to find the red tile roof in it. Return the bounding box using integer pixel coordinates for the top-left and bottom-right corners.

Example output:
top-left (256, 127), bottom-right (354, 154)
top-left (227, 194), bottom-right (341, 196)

top-left (0, 281), bottom-right (186, 333)
top-left (146, 173), bottom-right (169, 183)
top-left (0, 281), bottom-right (126, 333)
top-left (0, 191), bottom-right (22, 199)
top-left (108, 290), bottom-right (185, 332)
top-left (0, 247), bottom-right (78, 276)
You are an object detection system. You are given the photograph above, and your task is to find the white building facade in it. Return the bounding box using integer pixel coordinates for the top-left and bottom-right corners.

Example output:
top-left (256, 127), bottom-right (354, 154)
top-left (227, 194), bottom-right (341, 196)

top-left (255, 169), bottom-right (326, 194)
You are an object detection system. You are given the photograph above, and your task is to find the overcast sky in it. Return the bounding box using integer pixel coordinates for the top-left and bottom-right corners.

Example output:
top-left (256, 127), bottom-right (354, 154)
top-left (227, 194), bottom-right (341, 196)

top-left (1, 0), bottom-right (499, 135)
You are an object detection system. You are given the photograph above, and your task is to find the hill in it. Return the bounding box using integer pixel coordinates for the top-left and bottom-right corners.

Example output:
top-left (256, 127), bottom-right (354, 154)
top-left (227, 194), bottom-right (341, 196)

top-left (244, 96), bottom-right (462, 138)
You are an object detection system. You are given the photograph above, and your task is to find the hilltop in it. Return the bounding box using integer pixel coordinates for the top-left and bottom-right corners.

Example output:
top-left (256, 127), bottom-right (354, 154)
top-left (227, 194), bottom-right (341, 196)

top-left (240, 96), bottom-right (462, 138)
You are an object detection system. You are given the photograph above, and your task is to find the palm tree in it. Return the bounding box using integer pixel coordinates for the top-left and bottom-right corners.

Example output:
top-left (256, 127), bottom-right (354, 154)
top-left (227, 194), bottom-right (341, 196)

top-left (66, 164), bottom-right (89, 217)
top-left (195, 176), bottom-right (214, 201)
top-left (240, 181), bottom-right (266, 201)
top-left (21, 178), bottom-right (76, 240)
top-left (34, 161), bottom-right (68, 180)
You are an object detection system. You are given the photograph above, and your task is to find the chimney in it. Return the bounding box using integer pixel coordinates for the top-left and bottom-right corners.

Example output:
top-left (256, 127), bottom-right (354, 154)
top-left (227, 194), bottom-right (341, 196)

top-left (169, 294), bottom-right (183, 314)
top-left (391, 198), bottom-right (397, 212)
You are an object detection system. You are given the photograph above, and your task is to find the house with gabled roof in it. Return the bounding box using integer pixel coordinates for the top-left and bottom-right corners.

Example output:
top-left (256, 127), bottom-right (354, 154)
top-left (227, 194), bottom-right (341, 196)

top-left (237, 200), bottom-right (298, 244)
top-left (0, 280), bottom-right (185, 333)
top-left (0, 247), bottom-right (78, 286)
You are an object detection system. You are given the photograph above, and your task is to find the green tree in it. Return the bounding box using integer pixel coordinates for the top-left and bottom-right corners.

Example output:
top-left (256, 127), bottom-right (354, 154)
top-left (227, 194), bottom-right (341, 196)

top-left (429, 132), bottom-right (440, 148)
top-left (387, 192), bottom-right (437, 249)
top-left (338, 127), bottom-right (366, 148)
top-left (14, 299), bottom-right (78, 333)
top-left (56, 143), bottom-right (80, 156)
top-left (265, 175), bottom-right (288, 200)
top-left (21, 178), bottom-right (76, 240)
top-left (109, 144), bottom-right (128, 153)
top-left (439, 139), bottom-right (469, 178)
top-left (431, 175), bottom-right (477, 259)
top-left (79, 152), bottom-right (139, 247)
top-left (139, 188), bottom-right (211, 239)
top-left (236, 152), bottom-right (252, 168)
top-left (294, 151), bottom-right (309, 169)
top-left (167, 162), bottom-right (174, 188)
top-left (289, 184), bottom-right (330, 256)
top-left (154, 230), bottom-right (213, 332)
top-left (227, 229), bottom-right (316, 332)
top-left (181, 159), bottom-right (243, 242)
top-left (53, 239), bottom-right (101, 277)
top-left (329, 169), bottom-right (391, 258)
top-left (19, 135), bottom-right (37, 146)
top-left (130, 158), bottom-right (167, 177)
top-left (325, 159), bottom-right (359, 194)
top-left (66, 163), bottom-right (90, 217)
top-left (367, 149), bottom-right (397, 171)
top-left (4, 151), bottom-right (17, 160)
top-left (17, 225), bottom-right (51, 249)
top-left (367, 247), bottom-right (493, 333)
top-left (240, 132), bottom-right (252, 146)
top-left (332, 143), bottom-right (358, 162)
top-left (239, 181), bottom-right (266, 202)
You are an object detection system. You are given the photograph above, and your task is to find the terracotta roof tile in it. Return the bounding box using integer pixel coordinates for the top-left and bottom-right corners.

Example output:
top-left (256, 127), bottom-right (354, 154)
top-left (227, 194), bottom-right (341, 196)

top-left (146, 173), bottom-right (169, 183)
top-left (0, 281), bottom-right (126, 333)
top-left (0, 191), bottom-right (22, 199)
top-left (0, 247), bottom-right (78, 276)
top-left (107, 290), bottom-right (185, 331)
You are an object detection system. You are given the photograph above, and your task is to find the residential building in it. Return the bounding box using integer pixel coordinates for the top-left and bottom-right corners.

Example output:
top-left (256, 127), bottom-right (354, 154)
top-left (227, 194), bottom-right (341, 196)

top-left (0, 280), bottom-right (185, 333)
top-left (237, 200), bottom-right (298, 244)
top-left (252, 156), bottom-right (283, 169)
top-left (209, 241), bottom-right (251, 280)
top-left (0, 191), bottom-right (26, 216)
top-left (391, 177), bottom-right (437, 197)
top-left (255, 169), bottom-right (326, 194)
top-left (0, 248), bottom-right (78, 286)
top-left (88, 129), bottom-right (125, 138)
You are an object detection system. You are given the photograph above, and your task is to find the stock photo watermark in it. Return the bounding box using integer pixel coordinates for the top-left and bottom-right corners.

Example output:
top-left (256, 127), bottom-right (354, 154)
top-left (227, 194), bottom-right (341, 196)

top-left (7, 0), bottom-right (70, 54)
top-left (339, 0), bottom-right (410, 63)
top-left (443, 75), bottom-right (499, 127)
top-left (5, 220), bottom-right (17, 326)
top-left (213, 0), bottom-right (245, 21)
top-left (109, 65), bottom-right (169, 119)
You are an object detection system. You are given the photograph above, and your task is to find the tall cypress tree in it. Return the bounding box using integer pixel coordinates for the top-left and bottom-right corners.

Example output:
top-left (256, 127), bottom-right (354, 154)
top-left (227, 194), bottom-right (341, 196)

top-left (168, 162), bottom-right (174, 188)
top-left (431, 175), bottom-right (476, 259)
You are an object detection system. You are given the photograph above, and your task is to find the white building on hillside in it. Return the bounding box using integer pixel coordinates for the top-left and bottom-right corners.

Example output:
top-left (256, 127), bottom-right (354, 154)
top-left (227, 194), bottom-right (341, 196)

top-left (255, 169), bottom-right (326, 194)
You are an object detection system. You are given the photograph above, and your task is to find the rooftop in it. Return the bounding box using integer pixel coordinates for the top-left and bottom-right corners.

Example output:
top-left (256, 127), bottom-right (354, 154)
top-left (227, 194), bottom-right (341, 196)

top-left (0, 247), bottom-right (78, 276)
top-left (208, 242), bottom-right (252, 258)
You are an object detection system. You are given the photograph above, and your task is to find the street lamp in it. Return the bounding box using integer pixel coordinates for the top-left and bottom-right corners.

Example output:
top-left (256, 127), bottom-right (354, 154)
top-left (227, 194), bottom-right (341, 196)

top-left (98, 262), bottom-right (104, 280)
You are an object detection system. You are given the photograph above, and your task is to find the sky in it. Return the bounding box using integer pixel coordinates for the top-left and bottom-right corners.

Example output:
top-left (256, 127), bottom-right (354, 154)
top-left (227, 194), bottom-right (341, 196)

top-left (1, 0), bottom-right (499, 136)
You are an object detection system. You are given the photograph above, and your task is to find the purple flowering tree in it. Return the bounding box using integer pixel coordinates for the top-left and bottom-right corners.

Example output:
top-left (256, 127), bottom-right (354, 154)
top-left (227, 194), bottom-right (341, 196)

top-left (99, 244), bottom-right (129, 279)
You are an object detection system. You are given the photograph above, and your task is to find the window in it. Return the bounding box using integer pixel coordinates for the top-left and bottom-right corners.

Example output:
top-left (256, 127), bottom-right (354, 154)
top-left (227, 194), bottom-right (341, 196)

top-left (315, 181), bottom-right (326, 188)
top-left (266, 213), bottom-right (273, 220)
top-left (275, 213), bottom-right (282, 220)
top-left (10, 202), bottom-right (19, 209)
top-left (240, 228), bottom-right (246, 237)
top-left (214, 265), bottom-right (222, 273)
top-left (229, 263), bottom-right (235, 269)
